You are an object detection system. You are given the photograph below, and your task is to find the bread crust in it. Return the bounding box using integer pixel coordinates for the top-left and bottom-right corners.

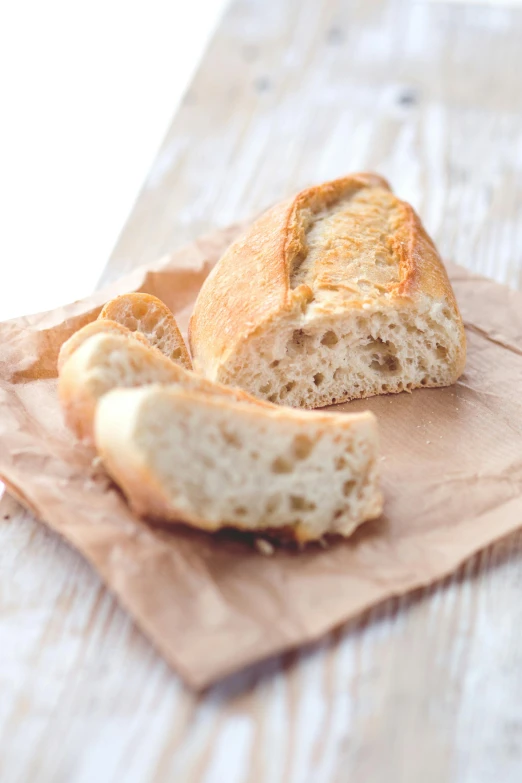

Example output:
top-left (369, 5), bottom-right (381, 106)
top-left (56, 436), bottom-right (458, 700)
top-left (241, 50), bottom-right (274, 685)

top-left (189, 173), bottom-right (466, 391)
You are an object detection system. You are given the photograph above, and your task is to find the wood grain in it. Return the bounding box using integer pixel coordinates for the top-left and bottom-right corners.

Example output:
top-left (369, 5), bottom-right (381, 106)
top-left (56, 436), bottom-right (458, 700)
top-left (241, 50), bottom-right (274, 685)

top-left (2, 0), bottom-right (522, 781)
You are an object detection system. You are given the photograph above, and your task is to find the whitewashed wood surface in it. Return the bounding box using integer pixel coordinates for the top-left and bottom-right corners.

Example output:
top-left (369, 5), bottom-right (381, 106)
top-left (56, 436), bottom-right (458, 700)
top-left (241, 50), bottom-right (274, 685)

top-left (2, 1), bottom-right (522, 781)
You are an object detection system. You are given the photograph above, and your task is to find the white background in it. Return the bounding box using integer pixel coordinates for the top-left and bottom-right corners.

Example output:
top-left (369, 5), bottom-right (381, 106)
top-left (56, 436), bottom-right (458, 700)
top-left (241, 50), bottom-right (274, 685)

top-left (0, 0), bottom-right (229, 321)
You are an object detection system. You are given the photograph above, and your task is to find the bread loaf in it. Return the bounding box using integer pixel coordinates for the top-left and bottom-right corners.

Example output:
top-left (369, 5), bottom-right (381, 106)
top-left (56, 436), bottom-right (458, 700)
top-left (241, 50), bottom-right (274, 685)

top-left (189, 173), bottom-right (466, 408)
top-left (95, 385), bottom-right (382, 541)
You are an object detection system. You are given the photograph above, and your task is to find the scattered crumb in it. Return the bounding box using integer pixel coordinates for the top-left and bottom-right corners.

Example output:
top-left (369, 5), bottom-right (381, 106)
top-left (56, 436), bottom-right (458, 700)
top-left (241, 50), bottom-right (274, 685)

top-left (3, 515), bottom-right (9, 520)
top-left (426, 440), bottom-right (431, 444)
top-left (381, 456), bottom-right (386, 461)
top-left (255, 538), bottom-right (275, 556)
top-left (91, 456), bottom-right (103, 470)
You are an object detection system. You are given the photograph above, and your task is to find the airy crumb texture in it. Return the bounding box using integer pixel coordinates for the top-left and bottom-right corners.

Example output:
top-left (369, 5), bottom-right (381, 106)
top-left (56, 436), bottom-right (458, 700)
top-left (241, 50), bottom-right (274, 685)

top-left (222, 302), bottom-right (463, 407)
top-left (100, 292), bottom-right (192, 369)
top-left (58, 333), bottom-right (270, 444)
top-left (57, 319), bottom-right (149, 372)
top-left (95, 385), bottom-right (382, 541)
top-left (189, 173), bottom-right (466, 408)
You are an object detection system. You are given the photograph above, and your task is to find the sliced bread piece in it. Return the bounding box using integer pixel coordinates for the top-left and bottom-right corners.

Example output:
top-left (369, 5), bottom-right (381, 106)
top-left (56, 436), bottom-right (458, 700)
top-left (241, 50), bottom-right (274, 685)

top-left (58, 332), bottom-right (269, 443)
top-left (95, 384), bottom-right (382, 541)
top-left (189, 173), bottom-right (466, 408)
top-left (99, 292), bottom-right (192, 369)
top-left (57, 319), bottom-right (149, 372)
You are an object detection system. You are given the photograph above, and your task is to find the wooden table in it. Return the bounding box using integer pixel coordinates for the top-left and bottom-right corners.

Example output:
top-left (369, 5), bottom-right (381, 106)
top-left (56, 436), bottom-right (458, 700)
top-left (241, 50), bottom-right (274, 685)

top-left (2, 1), bottom-right (522, 780)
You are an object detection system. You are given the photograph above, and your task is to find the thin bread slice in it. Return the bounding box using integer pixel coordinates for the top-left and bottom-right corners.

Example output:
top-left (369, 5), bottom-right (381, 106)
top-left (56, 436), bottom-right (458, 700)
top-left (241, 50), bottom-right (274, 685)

top-left (58, 332), bottom-right (268, 443)
top-left (95, 385), bottom-right (382, 541)
top-left (189, 173), bottom-right (466, 408)
top-left (99, 292), bottom-right (192, 369)
top-left (57, 319), bottom-right (149, 372)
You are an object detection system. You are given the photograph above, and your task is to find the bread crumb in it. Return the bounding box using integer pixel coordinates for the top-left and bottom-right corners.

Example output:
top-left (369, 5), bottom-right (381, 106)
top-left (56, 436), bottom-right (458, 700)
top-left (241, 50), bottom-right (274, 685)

top-left (426, 440), bottom-right (431, 444)
top-left (91, 456), bottom-right (103, 470)
top-left (255, 538), bottom-right (275, 556)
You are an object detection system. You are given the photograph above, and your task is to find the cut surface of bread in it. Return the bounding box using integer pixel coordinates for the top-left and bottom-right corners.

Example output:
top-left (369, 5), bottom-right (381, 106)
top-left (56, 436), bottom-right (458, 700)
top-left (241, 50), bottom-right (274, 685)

top-left (99, 292), bottom-right (192, 369)
top-left (189, 173), bottom-right (466, 408)
top-left (95, 385), bottom-right (382, 541)
top-left (57, 319), bottom-right (149, 372)
top-left (58, 333), bottom-right (269, 443)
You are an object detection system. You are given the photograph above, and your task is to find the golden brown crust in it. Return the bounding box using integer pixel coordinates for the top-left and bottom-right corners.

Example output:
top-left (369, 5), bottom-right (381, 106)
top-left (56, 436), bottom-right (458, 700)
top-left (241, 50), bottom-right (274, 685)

top-left (100, 293), bottom-right (193, 370)
top-left (393, 202), bottom-right (455, 303)
top-left (189, 173), bottom-right (466, 380)
top-left (188, 201), bottom-right (293, 374)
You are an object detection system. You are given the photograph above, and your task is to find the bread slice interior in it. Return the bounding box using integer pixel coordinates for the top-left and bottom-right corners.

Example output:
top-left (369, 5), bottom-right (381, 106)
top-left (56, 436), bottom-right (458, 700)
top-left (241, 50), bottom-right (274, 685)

top-left (95, 385), bottom-right (382, 541)
top-left (227, 299), bottom-right (464, 408)
top-left (58, 333), bottom-right (268, 443)
top-left (57, 319), bottom-right (149, 372)
top-left (99, 292), bottom-right (192, 369)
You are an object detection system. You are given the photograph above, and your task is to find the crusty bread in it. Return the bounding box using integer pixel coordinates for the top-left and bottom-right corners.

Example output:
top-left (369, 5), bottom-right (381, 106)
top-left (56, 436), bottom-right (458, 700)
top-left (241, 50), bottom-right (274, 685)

top-left (99, 293), bottom-right (192, 369)
top-left (57, 319), bottom-right (149, 372)
top-left (95, 385), bottom-right (382, 541)
top-left (189, 173), bottom-right (466, 408)
top-left (58, 333), bottom-right (269, 444)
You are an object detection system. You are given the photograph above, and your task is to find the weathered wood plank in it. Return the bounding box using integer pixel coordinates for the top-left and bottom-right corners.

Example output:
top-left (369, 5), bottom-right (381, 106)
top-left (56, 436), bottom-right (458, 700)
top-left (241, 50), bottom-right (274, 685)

top-left (3, 0), bottom-right (522, 781)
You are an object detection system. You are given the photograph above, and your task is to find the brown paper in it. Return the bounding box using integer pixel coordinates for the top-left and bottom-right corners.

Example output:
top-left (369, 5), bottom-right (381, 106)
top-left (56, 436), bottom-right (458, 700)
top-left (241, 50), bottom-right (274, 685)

top-left (1, 222), bottom-right (522, 690)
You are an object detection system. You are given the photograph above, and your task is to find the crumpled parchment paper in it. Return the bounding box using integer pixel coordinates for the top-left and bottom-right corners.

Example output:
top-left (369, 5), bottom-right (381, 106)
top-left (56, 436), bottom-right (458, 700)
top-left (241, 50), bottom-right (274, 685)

top-left (1, 222), bottom-right (522, 689)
